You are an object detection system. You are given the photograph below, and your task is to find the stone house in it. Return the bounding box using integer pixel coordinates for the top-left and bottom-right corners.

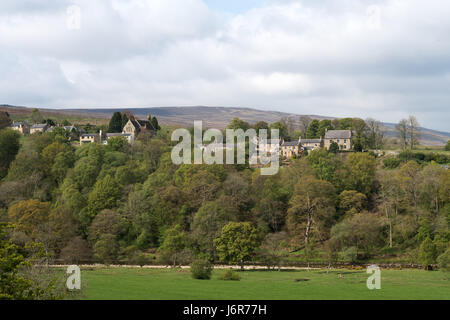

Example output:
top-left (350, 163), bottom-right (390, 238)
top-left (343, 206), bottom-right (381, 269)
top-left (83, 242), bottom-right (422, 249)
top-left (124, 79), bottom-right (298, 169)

top-left (10, 122), bottom-right (30, 134)
top-left (324, 130), bottom-right (352, 151)
top-left (30, 123), bottom-right (48, 134)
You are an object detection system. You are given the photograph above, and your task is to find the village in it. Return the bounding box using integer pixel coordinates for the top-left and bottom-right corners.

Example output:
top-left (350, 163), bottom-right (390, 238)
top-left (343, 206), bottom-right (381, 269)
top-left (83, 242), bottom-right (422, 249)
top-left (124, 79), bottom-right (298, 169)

top-left (9, 111), bottom-right (353, 161)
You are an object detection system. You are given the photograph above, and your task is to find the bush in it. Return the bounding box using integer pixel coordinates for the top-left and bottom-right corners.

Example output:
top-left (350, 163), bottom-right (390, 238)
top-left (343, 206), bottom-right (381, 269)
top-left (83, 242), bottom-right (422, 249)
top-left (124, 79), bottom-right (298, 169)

top-left (383, 157), bottom-right (401, 169)
top-left (220, 269), bottom-right (240, 281)
top-left (437, 248), bottom-right (450, 272)
top-left (191, 259), bottom-right (213, 280)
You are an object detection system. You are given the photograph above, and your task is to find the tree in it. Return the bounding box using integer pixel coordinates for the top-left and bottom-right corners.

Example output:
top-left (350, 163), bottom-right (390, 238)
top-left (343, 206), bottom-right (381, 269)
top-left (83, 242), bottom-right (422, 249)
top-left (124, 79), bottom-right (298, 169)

top-left (351, 118), bottom-right (369, 151)
top-left (227, 117), bottom-right (250, 131)
top-left (318, 120), bottom-right (333, 138)
top-left (0, 111), bottom-right (11, 129)
top-left (150, 116), bottom-right (161, 131)
top-left (121, 113), bottom-right (129, 130)
top-left (328, 141), bottom-right (339, 154)
top-left (344, 153), bottom-right (376, 195)
top-left (366, 118), bottom-right (385, 149)
top-left (30, 108), bottom-right (43, 124)
top-left (306, 120), bottom-right (319, 139)
top-left (269, 121), bottom-right (287, 140)
top-left (0, 223), bottom-right (63, 300)
top-left (437, 248), bottom-right (450, 272)
top-left (298, 116), bottom-right (312, 139)
top-left (191, 201), bottom-right (236, 258)
top-left (396, 119), bottom-right (409, 150)
top-left (8, 200), bottom-right (51, 241)
top-left (287, 176), bottom-right (335, 244)
top-left (330, 213), bottom-right (385, 258)
top-left (407, 115), bottom-right (420, 149)
top-left (93, 234), bottom-right (119, 265)
top-left (87, 175), bottom-right (122, 220)
top-left (108, 112), bottom-right (123, 133)
top-left (214, 222), bottom-right (261, 270)
top-left (338, 190), bottom-right (366, 215)
top-left (0, 129), bottom-right (21, 179)
top-left (306, 149), bottom-right (339, 183)
top-left (158, 224), bottom-right (189, 267)
top-left (253, 121), bottom-right (269, 133)
top-left (445, 140), bottom-right (450, 151)
top-left (418, 237), bottom-right (437, 268)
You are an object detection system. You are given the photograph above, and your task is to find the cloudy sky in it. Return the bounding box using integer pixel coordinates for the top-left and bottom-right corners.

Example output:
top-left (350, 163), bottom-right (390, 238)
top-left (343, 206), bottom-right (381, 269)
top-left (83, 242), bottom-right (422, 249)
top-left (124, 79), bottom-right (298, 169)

top-left (1, 0), bottom-right (449, 131)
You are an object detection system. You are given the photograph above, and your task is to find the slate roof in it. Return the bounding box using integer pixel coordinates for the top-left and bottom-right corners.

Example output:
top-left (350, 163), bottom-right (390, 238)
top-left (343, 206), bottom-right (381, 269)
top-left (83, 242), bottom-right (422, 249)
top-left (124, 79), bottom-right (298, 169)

top-left (324, 130), bottom-right (351, 139)
top-left (282, 141), bottom-right (300, 147)
top-left (300, 139), bottom-right (322, 143)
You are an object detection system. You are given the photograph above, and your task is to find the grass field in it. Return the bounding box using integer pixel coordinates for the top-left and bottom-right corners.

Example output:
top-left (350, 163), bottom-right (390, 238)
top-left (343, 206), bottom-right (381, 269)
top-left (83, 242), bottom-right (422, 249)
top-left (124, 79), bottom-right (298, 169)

top-left (76, 267), bottom-right (450, 300)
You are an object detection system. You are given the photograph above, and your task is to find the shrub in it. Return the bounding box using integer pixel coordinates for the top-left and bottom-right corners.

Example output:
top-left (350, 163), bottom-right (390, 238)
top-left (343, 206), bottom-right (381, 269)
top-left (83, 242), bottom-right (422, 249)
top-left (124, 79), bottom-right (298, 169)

top-left (418, 237), bottom-right (437, 268)
top-left (191, 259), bottom-right (213, 280)
top-left (437, 248), bottom-right (450, 272)
top-left (220, 269), bottom-right (240, 281)
top-left (383, 157), bottom-right (401, 169)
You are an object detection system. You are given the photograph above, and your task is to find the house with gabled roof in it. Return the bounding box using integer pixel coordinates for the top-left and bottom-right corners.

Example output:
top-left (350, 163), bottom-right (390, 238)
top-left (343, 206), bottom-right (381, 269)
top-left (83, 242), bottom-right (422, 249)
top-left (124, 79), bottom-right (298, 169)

top-left (122, 117), bottom-right (155, 137)
top-left (11, 122), bottom-right (30, 134)
top-left (324, 129), bottom-right (352, 151)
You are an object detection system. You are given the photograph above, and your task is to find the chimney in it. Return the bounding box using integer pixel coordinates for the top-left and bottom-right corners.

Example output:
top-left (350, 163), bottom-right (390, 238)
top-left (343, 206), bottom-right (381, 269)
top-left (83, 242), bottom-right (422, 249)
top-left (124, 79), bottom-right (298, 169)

top-left (99, 130), bottom-right (102, 143)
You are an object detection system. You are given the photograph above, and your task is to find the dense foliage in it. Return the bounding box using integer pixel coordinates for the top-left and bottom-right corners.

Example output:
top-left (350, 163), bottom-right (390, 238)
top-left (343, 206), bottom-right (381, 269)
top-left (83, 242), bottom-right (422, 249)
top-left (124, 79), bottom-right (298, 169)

top-left (0, 115), bottom-right (448, 271)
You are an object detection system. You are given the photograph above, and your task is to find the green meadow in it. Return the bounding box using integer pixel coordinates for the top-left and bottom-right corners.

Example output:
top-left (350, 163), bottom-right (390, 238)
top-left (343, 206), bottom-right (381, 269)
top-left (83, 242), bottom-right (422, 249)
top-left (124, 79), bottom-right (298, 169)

top-left (75, 267), bottom-right (450, 300)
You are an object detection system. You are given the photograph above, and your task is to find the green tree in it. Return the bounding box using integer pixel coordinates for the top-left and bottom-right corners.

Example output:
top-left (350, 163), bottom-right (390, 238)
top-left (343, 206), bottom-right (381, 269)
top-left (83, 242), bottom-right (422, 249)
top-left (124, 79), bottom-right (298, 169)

top-left (108, 112), bottom-right (123, 133)
top-left (318, 120), bottom-right (333, 138)
top-left (328, 141), bottom-right (339, 153)
top-left (0, 111), bottom-right (11, 129)
top-left (338, 190), bottom-right (366, 215)
top-left (445, 140), bottom-right (450, 151)
top-left (158, 224), bottom-right (189, 267)
top-left (227, 117), bottom-right (250, 131)
top-left (150, 116), bottom-right (161, 131)
top-left (306, 120), bottom-right (319, 139)
top-left (437, 248), bottom-right (450, 272)
top-left (93, 234), bottom-right (119, 264)
top-left (87, 175), bottom-right (122, 220)
top-left (0, 129), bottom-right (21, 179)
top-left (344, 153), bottom-right (376, 195)
top-left (0, 223), bottom-right (63, 300)
top-left (418, 237), bottom-right (437, 267)
top-left (191, 201), bottom-right (236, 258)
top-left (214, 222), bottom-right (261, 270)
top-left (269, 121), bottom-right (287, 140)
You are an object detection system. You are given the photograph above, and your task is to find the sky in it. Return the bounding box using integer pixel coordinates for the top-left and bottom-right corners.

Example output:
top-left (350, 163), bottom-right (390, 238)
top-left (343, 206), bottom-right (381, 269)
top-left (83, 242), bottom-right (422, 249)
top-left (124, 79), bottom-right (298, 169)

top-left (0, 0), bottom-right (449, 131)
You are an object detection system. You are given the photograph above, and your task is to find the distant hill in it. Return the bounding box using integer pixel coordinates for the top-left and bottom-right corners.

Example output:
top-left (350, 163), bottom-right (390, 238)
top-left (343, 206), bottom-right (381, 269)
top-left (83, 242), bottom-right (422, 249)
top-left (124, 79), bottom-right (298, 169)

top-left (1, 104), bottom-right (448, 145)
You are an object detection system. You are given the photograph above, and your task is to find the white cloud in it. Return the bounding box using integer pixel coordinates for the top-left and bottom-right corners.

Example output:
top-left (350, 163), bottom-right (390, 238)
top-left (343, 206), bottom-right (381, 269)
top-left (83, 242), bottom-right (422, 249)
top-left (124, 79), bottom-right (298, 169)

top-left (0, 0), bottom-right (449, 131)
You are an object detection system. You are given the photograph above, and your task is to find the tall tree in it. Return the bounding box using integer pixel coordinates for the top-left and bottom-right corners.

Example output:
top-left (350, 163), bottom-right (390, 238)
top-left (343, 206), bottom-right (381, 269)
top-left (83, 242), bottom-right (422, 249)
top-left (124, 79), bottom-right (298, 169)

top-left (395, 119), bottom-right (409, 150)
top-left (306, 120), bottom-right (320, 139)
top-left (0, 129), bottom-right (21, 179)
top-left (287, 176), bottom-right (336, 244)
top-left (298, 116), bottom-right (312, 139)
top-left (407, 115), bottom-right (420, 149)
top-left (366, 118), bottom-right (385, 149)
top-left (0, 111), bottom-right (11, 129)
top-left (108, 112), bottom-right (123, 133)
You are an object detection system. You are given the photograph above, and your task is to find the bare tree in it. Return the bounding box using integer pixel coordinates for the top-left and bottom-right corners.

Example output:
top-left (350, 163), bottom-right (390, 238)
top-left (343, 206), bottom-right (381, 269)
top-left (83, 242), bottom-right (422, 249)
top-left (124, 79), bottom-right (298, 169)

top-left (366, 118), bottom-right (385, 150)
top-left (408, 115), bottom-right (420, 149)
top-left (395, 118), bottom-right (409, 150)
top-left (298, 116), bottom-right (312, 139)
